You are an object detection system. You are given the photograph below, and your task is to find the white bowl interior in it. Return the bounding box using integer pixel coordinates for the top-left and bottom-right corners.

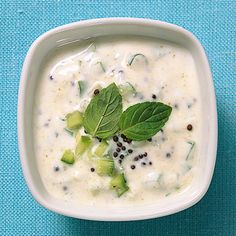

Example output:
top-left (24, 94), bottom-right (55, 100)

top-left (18, 19), bottom-right (217, 221)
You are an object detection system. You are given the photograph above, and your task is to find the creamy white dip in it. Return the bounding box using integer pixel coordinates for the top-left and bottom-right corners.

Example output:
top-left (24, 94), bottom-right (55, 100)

top-left (34, 36), bottom-right (201, 206)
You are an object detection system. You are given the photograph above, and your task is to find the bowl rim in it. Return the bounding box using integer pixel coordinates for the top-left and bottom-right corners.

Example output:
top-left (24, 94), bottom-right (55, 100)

top-left (18, 17), bottom-right (218, 221)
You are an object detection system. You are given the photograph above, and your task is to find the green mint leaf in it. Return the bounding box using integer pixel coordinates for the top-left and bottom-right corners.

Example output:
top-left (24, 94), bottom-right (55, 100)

top-left (83, 83), bottom-right (122, 139)
top-left (119, 102), bottom-right (172, 141)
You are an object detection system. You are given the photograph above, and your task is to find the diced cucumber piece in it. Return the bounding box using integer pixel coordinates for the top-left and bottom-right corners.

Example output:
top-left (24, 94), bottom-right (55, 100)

top-left (110, 173), bottom-right (129, 197)
top-left (94, 141), bottom-right (108, 157)
top-left (96, 156), bottom-right (114, 176)
top-left (61, 149), bottom-right (75, 164)
top-left (66, 111), bottom-right (83, 130)
top-left (87, 150), bottom-right (94, 161)
top-left (118, 82), bottom-right (137, 96)
top-left (75, 132), bottom-right (81, 143)
top-left (78, 81), bottom-right (86, 97)
top-left (75, 136), bottom-right (92, 156)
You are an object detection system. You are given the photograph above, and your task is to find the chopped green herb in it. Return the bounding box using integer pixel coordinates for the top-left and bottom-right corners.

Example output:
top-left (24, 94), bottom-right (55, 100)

top-left (157, 173), bottom-right (163, 183)
top-left (61, 149), bottom-right (75, 164)
top-left (64, 128), bottom-right (74, 136)
top-left (186, 141), bottom-right (195, 160)
top-left (97, 61), bottom-right (106, 72)
top-left (127, 53), bottom-right (148, 66)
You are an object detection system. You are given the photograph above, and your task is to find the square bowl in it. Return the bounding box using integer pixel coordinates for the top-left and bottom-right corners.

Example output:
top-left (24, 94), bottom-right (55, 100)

top-left (18, 18), bottom-right (217, 221)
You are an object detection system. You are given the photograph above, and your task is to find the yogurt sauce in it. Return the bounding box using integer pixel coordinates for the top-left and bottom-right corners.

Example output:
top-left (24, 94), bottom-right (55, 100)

top-left (34, 36), bottom-right (201, 206)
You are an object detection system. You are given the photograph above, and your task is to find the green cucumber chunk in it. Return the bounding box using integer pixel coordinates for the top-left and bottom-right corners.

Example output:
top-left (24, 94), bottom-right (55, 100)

top-left (61, 149), bottom-right (75, 164)
top-left (75, 136), bottom-right (92, 156)
top-left (96, 156), bottom-right (114, 176)
top-left (66, 111), bottom-right (83, 130)
top-left (78, 81), bottom-right (86, 97)
top-left (110, 173), bottom-right (129, 197)
top-left (94, 141), bottom-right (108, 157)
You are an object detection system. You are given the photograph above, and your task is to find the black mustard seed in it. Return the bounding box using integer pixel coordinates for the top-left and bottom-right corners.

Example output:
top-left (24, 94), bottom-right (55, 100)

top-left (94, 89), bottom-right (100, 95)
top-left (117, 142), bottom-right (122, 147)
top-left (127, 139), bottom-right (132, 144)
top-left (113, 136), bottom-right (118, 142)
top-left (139, 154), bottom-right (144, 159)
top-left (123, 138), bottom-right (128, 142)
top-left (63, 186), bottom-right (68, 191)
top-left (187, 124), bottom-right (193, 131)
top-left (166, 153), bottom-right (171, 158)
top-left (96, 137), bottom-right (102, 142)
top-left (54, 166), bottom-right (60, 172)
top-left (128, 149), bottom-right (133, 153)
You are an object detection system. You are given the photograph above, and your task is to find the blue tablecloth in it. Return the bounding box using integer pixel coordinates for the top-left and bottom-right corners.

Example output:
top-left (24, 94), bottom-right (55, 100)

top-left (0, 0), bottom-right (236, 235)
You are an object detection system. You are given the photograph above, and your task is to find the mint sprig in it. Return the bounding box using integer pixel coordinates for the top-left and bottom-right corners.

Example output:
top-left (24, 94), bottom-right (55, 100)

top-left (119, 102), bottom-right (172, 141)
top-left (83, 83), bottom-right (172, 141)
top-left (83, 83), bottom-right (122, 139)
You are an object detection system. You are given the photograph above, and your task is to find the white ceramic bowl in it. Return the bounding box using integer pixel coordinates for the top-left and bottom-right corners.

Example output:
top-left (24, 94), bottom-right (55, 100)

top-left (18, 18), bottom-right (217, 221)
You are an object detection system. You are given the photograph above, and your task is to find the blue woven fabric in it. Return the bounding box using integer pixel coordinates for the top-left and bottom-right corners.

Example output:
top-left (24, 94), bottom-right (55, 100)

top-left (0, 0), bottom-right (236, 235)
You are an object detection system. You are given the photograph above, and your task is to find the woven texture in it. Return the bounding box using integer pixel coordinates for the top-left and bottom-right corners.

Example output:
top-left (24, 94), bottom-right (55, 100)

top-left (0, 0), bottom-right (236, 235)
